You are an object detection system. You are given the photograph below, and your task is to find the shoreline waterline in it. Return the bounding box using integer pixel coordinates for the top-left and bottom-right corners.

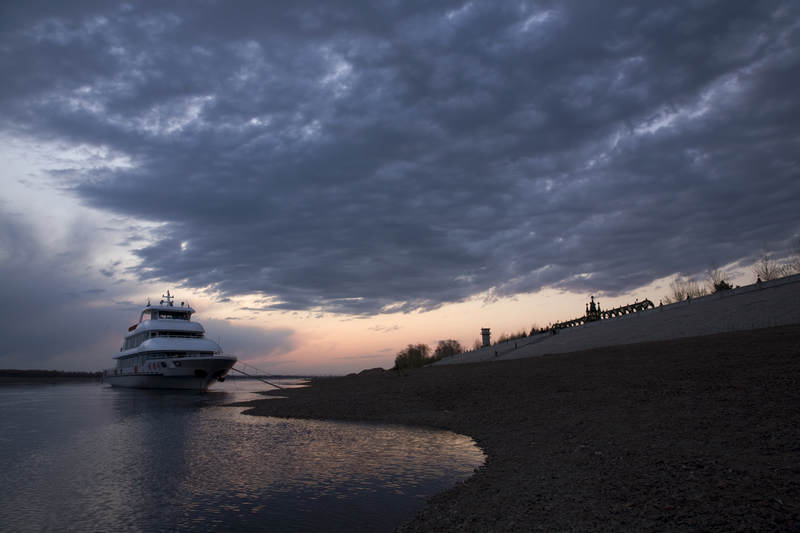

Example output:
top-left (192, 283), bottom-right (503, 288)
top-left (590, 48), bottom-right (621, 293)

top-left (235, 324), bottom-right (800, 532)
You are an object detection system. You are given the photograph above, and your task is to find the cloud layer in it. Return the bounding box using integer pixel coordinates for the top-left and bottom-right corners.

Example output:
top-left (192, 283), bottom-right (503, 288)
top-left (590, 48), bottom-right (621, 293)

top-left (2, 1), bottom-right (799, 314)
top-left (0, 211), bottom-right (294, 370)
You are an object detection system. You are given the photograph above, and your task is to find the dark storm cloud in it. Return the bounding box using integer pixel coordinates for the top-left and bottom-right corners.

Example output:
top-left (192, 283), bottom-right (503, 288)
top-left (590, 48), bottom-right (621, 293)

top-left (0, 209), bottom-right (140, 369)
top-left (0, 210), bottom-right (295, 370)
top-left (2, 1), bottom-right (799, 314)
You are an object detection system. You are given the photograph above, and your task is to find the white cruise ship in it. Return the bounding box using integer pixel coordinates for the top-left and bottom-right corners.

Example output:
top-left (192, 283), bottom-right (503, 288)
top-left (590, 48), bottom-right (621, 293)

top-left (104, 291), bottom-right (236, 391)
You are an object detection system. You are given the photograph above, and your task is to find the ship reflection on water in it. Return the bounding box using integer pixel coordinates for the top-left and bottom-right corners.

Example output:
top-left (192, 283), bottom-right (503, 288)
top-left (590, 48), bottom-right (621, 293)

top-left (0, 379), bottom-right (484, 532)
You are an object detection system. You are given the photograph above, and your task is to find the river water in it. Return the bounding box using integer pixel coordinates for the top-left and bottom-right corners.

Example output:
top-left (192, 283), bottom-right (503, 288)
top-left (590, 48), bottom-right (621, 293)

top-left (0, 379), bottom-right (484, 532)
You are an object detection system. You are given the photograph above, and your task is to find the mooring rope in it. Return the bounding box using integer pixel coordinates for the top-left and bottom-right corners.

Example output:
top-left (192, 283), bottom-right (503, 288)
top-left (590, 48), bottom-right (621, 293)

top-left (230, 363), bottom-right (284, 390)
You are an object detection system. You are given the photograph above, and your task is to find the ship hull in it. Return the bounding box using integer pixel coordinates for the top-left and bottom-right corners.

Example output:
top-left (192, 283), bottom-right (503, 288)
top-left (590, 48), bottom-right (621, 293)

top-left (104, 355), bottom-right (236, 392)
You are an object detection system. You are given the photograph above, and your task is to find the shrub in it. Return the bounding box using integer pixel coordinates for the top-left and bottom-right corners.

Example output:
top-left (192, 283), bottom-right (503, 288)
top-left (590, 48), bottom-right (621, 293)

top-left (713, 279), bottom-right (733, 292)
top-left (433, 339), bottom-right (463, 360)
top-left (394, 344), bottom-right (431, 370)
top-left (708, 268), bottom-right (733, 293)
top-left (496, 330), bottom-right (528, 344)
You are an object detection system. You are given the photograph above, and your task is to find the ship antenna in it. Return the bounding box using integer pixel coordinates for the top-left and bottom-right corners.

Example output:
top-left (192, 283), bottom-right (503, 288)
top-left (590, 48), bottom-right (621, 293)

top-left (162, 290), bottom-right (174, 306)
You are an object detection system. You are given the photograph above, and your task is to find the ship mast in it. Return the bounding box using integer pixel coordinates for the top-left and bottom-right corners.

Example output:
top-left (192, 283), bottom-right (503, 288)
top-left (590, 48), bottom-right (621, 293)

top-left (162, 290), bottom-right (174, 306)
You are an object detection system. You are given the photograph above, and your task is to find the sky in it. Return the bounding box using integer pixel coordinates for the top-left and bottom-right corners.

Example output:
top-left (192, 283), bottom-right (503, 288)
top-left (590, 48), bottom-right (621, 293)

top-left (1, 1), bottom-right (799, 374)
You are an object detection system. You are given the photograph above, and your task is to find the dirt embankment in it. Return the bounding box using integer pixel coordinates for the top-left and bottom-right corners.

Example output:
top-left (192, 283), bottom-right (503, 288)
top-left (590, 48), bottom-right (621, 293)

top-left (236, 325), bottom-right (800, 532)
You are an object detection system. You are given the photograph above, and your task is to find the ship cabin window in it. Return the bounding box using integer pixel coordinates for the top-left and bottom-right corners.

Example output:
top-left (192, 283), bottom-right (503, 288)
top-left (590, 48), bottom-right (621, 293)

top-left (123, 331), bottom-right (202, 349)
top-left (158, 311), bottom-right (189, 320)
top-left (123, 331), bottom-right (156, 350)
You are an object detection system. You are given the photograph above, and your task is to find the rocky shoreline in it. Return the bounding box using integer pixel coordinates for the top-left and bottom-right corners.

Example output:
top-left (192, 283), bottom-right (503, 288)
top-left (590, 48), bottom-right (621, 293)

top-left (235, 325), bottom-right (800, 531)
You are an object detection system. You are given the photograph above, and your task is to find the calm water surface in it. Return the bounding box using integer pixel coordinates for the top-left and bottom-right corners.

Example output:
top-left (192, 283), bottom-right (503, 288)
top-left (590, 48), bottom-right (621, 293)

top-left (0, 379), bottom-right (484, 532)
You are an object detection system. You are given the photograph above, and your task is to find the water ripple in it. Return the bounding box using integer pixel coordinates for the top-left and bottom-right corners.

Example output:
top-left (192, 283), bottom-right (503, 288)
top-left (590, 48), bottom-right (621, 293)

top-left (0, 380), bottom-right (484, 532)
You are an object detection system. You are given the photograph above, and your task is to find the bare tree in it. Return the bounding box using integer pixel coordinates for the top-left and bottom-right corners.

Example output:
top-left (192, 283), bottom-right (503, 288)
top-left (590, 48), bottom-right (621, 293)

top-left (753, 239), bottom-right (800, 281)
top-left (663, 276), bottom-right (708, 304)
top-left (788, 238), bottom-right (800, 274)
top-left (753, 254), bottom-right (788, 281)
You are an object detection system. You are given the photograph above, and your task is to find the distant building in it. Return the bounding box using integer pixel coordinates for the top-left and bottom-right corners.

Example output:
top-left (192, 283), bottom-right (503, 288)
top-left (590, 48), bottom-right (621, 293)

top-left (586, 296), bottom-right (601, 322)
top-left (481, 328), bottom-right (491, 347)
top-left (554, 296), bottom-right (654, 329)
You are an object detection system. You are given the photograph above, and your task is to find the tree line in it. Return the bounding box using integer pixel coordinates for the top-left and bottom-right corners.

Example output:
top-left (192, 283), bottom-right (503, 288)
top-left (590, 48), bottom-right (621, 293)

top-left (394, 339), bottom-right (464, 370)
top-left (0, 369), bottom-right (102, 378)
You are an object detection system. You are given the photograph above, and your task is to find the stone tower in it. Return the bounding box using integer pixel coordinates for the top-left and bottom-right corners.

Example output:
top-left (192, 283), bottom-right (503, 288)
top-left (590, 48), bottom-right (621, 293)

top-left (481, 328), bottom-right (491, 347)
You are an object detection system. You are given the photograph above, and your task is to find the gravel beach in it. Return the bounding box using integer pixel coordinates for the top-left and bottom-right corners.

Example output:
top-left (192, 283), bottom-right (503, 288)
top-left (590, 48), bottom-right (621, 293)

top-left (236, 325), bottom-right (800, 531)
